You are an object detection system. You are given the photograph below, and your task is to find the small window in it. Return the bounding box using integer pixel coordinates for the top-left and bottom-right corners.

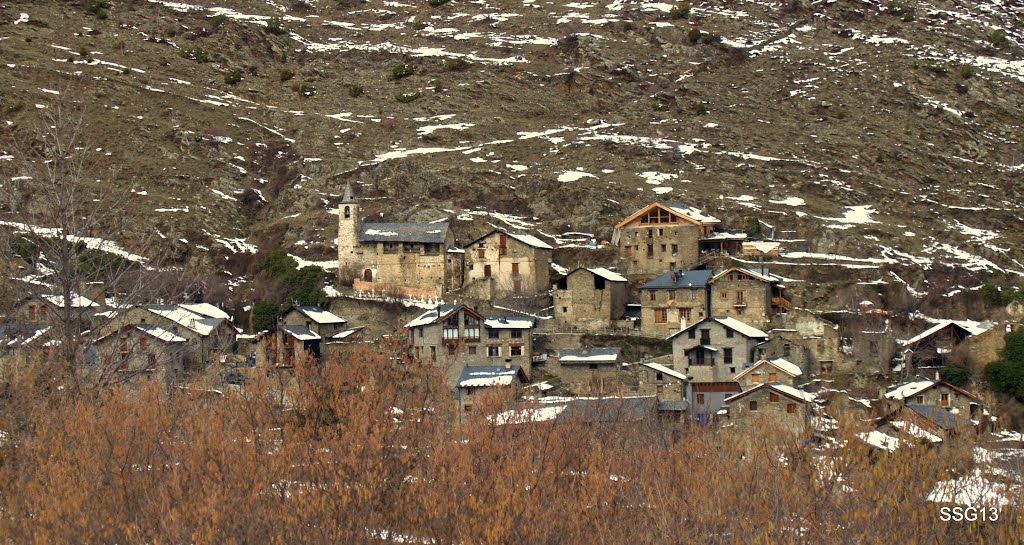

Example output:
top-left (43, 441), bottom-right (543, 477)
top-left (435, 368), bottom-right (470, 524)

top-left (511, 263), bottom-right (519, 274)
top-left (768, 372), bottom-right (777, 382)
top-left (658, 228), bottom-right (664, 236)
top-left (696, 394), bottom-right (705, 404)
top-left (671, 244), bottom-right (678, 255)
top-left (488, 346), bottom-right (500, 357)
top-left (589, 364), bottom-right (598, 369)
top-left (655, 309), bottom-right (668, 323)
top-left (787, 403), bottom-right (797, 414)
top-left (467, 346), bottom-right (477, 355)
top-left (649, 291), bottom-right (656, 302)
top-left (723, 348), bottom-right (733, 364)
top-left (915, 395), bottom-right (924, 404)
top-left (660, 244), bottom-right (667, 253)
top-left (656, 372), bottom-right (664, 381)
top-left (688, 329), bottom-right (696, 339)
top-left (749, 401), bottom-right (758, 411)
top-left (510, 345), bottom-right (523, 357)
top-left (769, 393), bottom-right (780, 402)
top-left (488, 330), bottom-right (500, 339)
top-left (344, 206), bottom-right (351, 218)
top-left (726, 329), bottom-right (734, 339)
top-left (783, 343), bottom-right (791, 357)
top-left (562, 307), bottom-right (568, 313)
top-left (140, 337), bottom-right (148, 350)
top-left (752, 374), bottom-right (760, 384)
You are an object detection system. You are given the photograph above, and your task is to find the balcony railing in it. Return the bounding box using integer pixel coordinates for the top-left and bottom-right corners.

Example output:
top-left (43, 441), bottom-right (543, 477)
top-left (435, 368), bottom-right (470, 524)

top-left (771, 297), bottom-right (792, 311)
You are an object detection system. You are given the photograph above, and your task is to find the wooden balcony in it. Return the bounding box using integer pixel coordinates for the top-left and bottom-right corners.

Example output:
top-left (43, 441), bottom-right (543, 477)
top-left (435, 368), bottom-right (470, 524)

top-left (771, 297), bottom-right (792, 311)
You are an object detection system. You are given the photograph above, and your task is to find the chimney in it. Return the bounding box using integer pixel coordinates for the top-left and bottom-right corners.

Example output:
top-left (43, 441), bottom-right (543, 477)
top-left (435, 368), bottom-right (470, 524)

top-left (935, 370), bottom-right (941, 382)
top-left (504, 358), bottom-right (512, 369)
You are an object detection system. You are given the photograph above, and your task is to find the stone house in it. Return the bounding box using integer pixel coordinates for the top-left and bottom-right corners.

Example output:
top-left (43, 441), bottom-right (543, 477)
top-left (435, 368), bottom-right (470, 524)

top-left (707, 267), bottom-right (790, 327)
top-left (454, 365), bottom-right (528, 414)
top-left (93, 324), bottom-right (187, 383)
top-left (723, 383), bottom-right (818, 436)
top-left (556, 347), bottom-right (624, 396)
top-left (337, 183), bottom-right (462, 296)
top-left (552, 267), bottom-right (628, 331)
top-left (688, 381), bottom-right (742, 425)
top-left (281, 305), bottom-right (349, 340)
top-left (636, 361), bottom-right (686, 401)
top-left (669, 316), bottom-right (769, 382)
top-left (260, 325), bottom-right (322, 368)
top-left (876, 404), bottom-right (959, 443)
top-left (611, 202), bottom-right (722, 278)
top-left (462, 230), bottom-right (553, 297)
top-left (639, 269), bottom-right (712, 338)
top-left (101, 305), bottom-right (237, 371)
top-left (901, 320), bottom-right (991, 369)
top-left (733, 357), bottom-right (803, 390)
top-left (11, 293), bottom-right (101, 331)
top-left (883, 377), bottom-right (980, 420)
top-left (405, 305), bottom-right (535, 385)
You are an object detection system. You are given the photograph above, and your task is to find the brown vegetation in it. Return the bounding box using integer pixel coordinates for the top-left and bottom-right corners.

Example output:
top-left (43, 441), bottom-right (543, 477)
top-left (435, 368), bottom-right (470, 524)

top-left (0, 346), bottom-right (1020, 543)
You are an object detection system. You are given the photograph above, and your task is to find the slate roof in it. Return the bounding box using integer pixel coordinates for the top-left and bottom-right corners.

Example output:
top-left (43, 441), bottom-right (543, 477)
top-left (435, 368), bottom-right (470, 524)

top-left (405, 304), bottom-right (468, 328)
top-left (484, 316), bottom-right (535, 329)
top-left (640, 269), bottom-right (712, 290)
top-left (280, 325), bottom-right (321, 341)
top-left (907, 404), bottom-right (964, 430)
top-left (734, 357), bottom-right (802, 380)
top-left (640, 362), bottom-right (687, 381)
top-left (358, 222), bottom-right (450, 243)
top-left (669, 316), bottom-right (769, 340)
top-left (293, 306), bottom-right (347, 325)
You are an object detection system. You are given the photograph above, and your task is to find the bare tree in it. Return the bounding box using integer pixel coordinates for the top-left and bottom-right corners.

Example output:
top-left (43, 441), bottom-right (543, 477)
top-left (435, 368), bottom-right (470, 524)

top-left (0, 83), bottom-right (191, 391)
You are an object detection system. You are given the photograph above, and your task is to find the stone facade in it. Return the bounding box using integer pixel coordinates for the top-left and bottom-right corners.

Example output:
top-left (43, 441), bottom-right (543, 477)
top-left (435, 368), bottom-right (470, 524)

top-left (406, 305), bottom-right (535, 385)
top-left (636, 362), bottom-right (685, 401)
top-left (555, 347), bottom-right (626, 396)
top-left (885, 379), bottom-right (979, 418)
top-left (639, 270), bottom-right (712, 338)
top-left (612, 203), bottom-right (719, 278)
top-left (463, 230), bottom-right (553, 297)
top-left (337, 184), bottom-right (459, 294)
top-left (552, 267), bottom-right (628, 331)
top-left (94, 324), bottom-right (187, 384)
top-left (670, 317), bottom-right (768, 382)
top-left (280, 306), bottom-right (348, 341)
top-left (454, 365), bottom-right (527, 415)
top-left (100, 305), bottom-right (236, 372)
top-left (733, 358), bottom-right (802, 390)
top-left (708, 268), bottom-right (788, 327)
top-left (724, 384), bottom-right (814, 437)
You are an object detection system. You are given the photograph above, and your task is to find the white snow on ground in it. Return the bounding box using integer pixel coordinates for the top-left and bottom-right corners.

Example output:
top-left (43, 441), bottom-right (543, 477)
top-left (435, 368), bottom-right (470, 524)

top-left (927, 469), bottom-right (1012, 507)
top-left (817, 206), bottom-right (879, 229)
top-left (14, 13), bottom-right (29, 24)
top-left (0, 220), bottom-right (147, 263)
top-left (212, 236), bottom-right (258, 254)
top-left (417, 123), bottom-right (475, 136)
top-left (557, 170), bottom-right (596, 182)
top-left (770, 196), bottom-right (805, 207)
top-left (289, 253), bottom-right (338, 270)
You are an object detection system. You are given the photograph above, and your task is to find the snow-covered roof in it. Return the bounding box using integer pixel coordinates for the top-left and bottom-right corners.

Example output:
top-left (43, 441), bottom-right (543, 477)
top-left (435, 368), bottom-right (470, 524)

top-left (902, 319), bottom-right (991, 346)
top-left (725, 382), bottom-right (817, 404)
top-left (559, 347), bottom-right (621, 364)
top-left (135, 324), bottom-right (187, 343)
top-left (41, 293), bottom-right (99, 309)
top-left (586, 267), bottom-right (627, 282)
top-left (715, 317), bottom-right (769, 339)
top-left (663, 202), bottom-right (720, 224)
top-left (456, 365), bottom-right (525, 388)
top-left (884, 379), bottom-right (935, 400)
top-left (484, 316), bottom-right (535, 329)
top-left (144, 305), bottom-right (226, 337)
top-left (359, 222), bottom-right (449, 243)
top-left (330, 327), bottom-right (362, 340)
top-left (857, 430), bottom-right (900, 452)
top-left (179, 303), bottom-right (231, 321)
top-left (404, 304), bottom-right (464, 328)
top-left (294, 305), bottom-right (347, 325)
top-left (640, 362), bottom-right (687, 381)
top-left (704, 230), bottom-right (749, 241)
top-left (507, 232), bottom-right (554, 250)
top-left (709, 267), bottom-right (780, 284)
top-left (890, 420), bottom-right (942, 443)
top-left (280, 325), bottom-right (321, 341)
top-left (734, 357), bottom-right (802, 380)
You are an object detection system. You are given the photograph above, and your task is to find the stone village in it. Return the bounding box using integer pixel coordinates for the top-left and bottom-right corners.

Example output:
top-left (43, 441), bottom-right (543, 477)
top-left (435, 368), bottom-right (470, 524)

top-left (3, 182), bottom-right (1020, 451)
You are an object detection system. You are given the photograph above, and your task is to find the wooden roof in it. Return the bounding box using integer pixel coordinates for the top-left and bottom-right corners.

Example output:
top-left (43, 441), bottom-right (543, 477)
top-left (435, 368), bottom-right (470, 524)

top-left (614, 202), bottom-right (706, 229)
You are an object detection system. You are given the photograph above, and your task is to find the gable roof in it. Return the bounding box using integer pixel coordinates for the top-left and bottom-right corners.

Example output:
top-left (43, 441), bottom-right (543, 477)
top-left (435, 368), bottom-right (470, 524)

top-left (709, 267), bottom-right (778, 284)
top-left (884, 378), bottom-right (978, 401)
top-left (902, 320), bottom-right (991, 346)
top-left (906, 404), bottom-right (965, 430)
top-left (640, 362), bottom-right (687, 381)
top-left (640, 269), bottom-right (712, 290)
top-left (558, 347), bottom-right (621, 365)
top-left (724, 382), bottom-right (817, 404)
top-left (135, 324), bottom-right (188, 343)
top-left (669, 316), bottom-right (769, 340)
top-left (733, 358), bottom-right (802, 380)
top-left (280, 325), bottom-right (321, 341)
top-left (358, 222), bottom-right (450, 244)
top-left (463, 229), bottom-right (554, 250)
top-left (404, 304), bottom-right (484, 329)
top-left (456, 365), bottom-right (527, 388)
top-left (615, 202), bottom-right (720, 229)
top-left (40, 293), bottom-right (100, 309)
top-left (179, 303), bottom-right (231, 321)
top-left (293, 306), bottom-right (347, 325)
top-left (585, 267), bottom-right (628, 282)
top-left (144, 305), bottom-right (227, 337)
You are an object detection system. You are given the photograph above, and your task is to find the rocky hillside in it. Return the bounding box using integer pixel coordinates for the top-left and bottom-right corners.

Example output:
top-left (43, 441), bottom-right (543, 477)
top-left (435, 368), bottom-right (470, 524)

top-left (1, 0), bottom-right (1022, 310)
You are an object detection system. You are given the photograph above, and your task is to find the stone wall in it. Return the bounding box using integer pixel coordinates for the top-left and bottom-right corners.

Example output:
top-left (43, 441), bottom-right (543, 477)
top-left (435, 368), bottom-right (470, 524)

top-left (553, 270), bottom-right (627, 331)
top-left (464, 234), bottom-right (551, 296)
top-left (726, 388), bottom-right (809, 437)
top-left (672, 321), bottom-right (763, 382)
top-left (616, 222), bottom-right (700, 277)
top-left (640, 286), bottom-right (707, 338)
top-left (709, 274), bottom-right (772, 326)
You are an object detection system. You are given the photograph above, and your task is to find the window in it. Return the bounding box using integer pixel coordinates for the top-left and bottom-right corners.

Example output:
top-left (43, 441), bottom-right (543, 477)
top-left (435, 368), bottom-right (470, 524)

top-left (464, 404), bottom-right (472, 412)
top-left (655, 309), bottom-right (668, 323)
top-left (681, 308), bottom-right (692, 322)
top-left (447, 344), bottom-right (457, 356)
top-left (468, 346), bottom-right (477, 355)
top-left (488, 346), bottom-right (500, 357)
top-left (749, 401), bottom-right (758, 411)
top-left (723, 348), bottom-right (733, 364)
top-left (484, 265), bottom-right (492, 278)
top-left (940, 393), bottom-right (950, 407)
top-left (649, 291), bottom-right (656, 302)
top-left (696, 394), bottom-right (705, 404)
top-left (499, 234), bottom-right (508, 256)
top-left (647, 229), bottom-right (653, 237)
top-left (787, 403), bottom-right (797, 413)
top-left (488, 329), bottom-right (500, 339)
top-left (769, 372), bottom-right (777, 382)
top-left (671, 244), bottom-right (678, 255)
top-left (430, 346), bottom-right (436, 361)
top-left (148, 353), bottom-right (156, 367)
top-left (28, 305), bottom-right (36, 321)
top-left (511, 263), bottom-right (519, 274)
top-left (463, 315), bottom-right (480, 341)
top-left (646, 244), bottom-right (654, 257)
top-left (688, 329), bottom-right (696, 339)
top-left (915, 395), bottom-right (924, 404)
top-left (660, 244), bottom-right (667, 253)
top-left (752, 374), bottom-right (760, 384)
top-left (699, 329), bottom-right (710, 344)
top-left (418, 328), bottom-right (424, 338)
top-left (510, 345), bottom-right (523, 357)
top-left (729, 367), bottom-right (735, 374)
top-left (477, 248), bottom-right (485, 259)
top-left (783, 343), bottom-right (791, 357)
top-left (562, 307), bottom-right (568, 313)
top-left (736, 290), bottom-right (745, 305)
top-left (140, 337), bottom-right (148, 350)
top-left (511, 330), bottom-right (523, 339)
top-left (658, 228), bottom-right (664, 236)
top-left (656, 372), bottom-right (664, 381)
top-left (344, 206), bottom-right (350, 218)
top-left (466, 387), bottom-right (475, 396)
top-left (769, 393), bottom-right (780, 402)
top-left (726, 328), bottom-right (734, 339)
